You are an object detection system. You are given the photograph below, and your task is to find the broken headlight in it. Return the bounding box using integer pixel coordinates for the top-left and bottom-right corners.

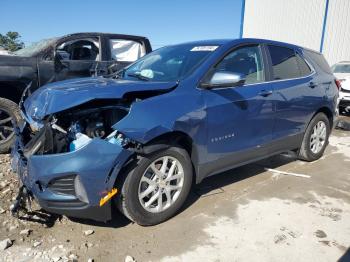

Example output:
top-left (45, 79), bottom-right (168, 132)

top-left (106, 130), bottom-right (140, 149)
top-left (106, 130), bottom-right (125, 146)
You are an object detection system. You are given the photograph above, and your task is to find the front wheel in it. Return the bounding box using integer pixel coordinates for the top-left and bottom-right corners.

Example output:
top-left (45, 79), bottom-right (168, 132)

top-left (117, 146), bottom-right (193, 226)
top-left (0, 98), bottom-right (22, 153)
top-left (298, 112), bottom-right (330, 161)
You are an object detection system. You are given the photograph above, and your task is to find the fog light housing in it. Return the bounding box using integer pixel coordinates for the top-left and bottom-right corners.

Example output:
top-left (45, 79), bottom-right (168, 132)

top-left (74, 176), bottom-right (89, 204)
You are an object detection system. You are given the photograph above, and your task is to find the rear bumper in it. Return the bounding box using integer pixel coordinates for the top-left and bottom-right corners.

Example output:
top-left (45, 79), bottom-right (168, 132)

top-left (12, 131), bottom-right (133, 222)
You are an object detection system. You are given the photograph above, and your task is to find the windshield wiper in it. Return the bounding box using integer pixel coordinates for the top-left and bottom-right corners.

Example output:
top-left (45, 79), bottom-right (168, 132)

top-left (127, 72), bottom-right (151, 81)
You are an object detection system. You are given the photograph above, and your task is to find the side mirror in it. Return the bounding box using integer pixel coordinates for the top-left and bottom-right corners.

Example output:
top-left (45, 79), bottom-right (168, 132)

top-left (54, 50), bottom-right (69, 71)
top-left (200, 71), bottom-right (246, 89)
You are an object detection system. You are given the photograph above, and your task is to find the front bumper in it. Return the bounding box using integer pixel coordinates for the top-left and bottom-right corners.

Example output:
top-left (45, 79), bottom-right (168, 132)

top-left (12, 129), bottom-right (133, 222)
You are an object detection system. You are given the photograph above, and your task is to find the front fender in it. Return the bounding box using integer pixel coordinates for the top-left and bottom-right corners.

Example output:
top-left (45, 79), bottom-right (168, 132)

top-left (113, 89), bottom-right (206, 145)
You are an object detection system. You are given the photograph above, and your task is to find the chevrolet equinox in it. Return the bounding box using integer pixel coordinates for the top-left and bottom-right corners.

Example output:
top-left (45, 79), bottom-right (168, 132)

top-left (12, 38), bottom-right (339, 225)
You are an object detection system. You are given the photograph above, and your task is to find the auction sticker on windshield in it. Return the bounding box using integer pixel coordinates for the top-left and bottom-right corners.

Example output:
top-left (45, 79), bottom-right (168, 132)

top-left (190, 46), bottom-right (218, 51)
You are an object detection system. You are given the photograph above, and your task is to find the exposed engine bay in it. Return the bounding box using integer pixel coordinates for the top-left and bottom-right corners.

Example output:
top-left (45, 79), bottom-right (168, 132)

top-left (20, 101), bottom-right (131, 156)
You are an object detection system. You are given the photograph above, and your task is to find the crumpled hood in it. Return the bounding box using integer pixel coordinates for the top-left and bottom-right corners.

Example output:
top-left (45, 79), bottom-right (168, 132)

top-left (23, 77), bottom-right (177, 120)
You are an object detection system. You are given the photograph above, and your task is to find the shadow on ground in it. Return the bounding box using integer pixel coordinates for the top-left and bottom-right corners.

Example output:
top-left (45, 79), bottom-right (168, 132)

top-left (69, 152), bottom-right (298, 228)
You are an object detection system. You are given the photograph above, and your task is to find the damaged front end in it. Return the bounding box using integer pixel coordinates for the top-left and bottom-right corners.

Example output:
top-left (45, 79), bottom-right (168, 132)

top-left (12, 102), bottom-right (134, 221)
top-left (11, 78), bottom-right (177, 221)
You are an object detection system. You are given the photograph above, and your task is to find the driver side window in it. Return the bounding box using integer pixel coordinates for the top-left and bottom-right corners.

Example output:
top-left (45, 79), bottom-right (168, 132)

top-left (215, 45), bottom-right (265, 85)
top-left (56, 38), bottom-right (100, 61)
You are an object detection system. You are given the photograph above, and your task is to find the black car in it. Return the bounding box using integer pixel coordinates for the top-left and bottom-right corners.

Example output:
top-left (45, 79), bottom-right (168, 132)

top-left (0, 32), bottom-right (152, 152)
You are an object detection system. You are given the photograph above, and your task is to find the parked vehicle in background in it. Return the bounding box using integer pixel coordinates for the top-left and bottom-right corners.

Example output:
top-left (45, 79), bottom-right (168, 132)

top-left (332, 61), bottom-right (350, 114)
top-left (0, 47), bottom-right (11, 55)
top-left (0, 32), bottom-right (152, 152)
top-left (12, 39), bottom-right (338, 226)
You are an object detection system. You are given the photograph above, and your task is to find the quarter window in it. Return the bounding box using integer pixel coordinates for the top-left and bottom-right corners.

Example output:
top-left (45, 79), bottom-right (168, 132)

top-left (215, 45), bottom-right (265, 85)
top-left (268, 45), bottom-right (300, 80)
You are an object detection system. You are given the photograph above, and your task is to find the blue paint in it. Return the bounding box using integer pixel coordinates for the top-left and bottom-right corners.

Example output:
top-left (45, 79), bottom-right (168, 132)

top-left (14, 38), bottom-right (338, 222)
top-left (320, 0), bottom-right (330, 52)
top-left (239, 0), bottom-right (246, 38)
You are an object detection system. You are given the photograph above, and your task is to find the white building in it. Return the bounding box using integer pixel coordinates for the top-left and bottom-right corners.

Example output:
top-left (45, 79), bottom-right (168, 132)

top-left (241, 0), bottom-right (350, 65)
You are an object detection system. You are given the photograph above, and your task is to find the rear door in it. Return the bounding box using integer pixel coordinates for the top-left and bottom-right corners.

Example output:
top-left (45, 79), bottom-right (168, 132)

top-left (201, 44), bottom-right (275, 176)
top-left (266, 45), bottom-right (320, 150)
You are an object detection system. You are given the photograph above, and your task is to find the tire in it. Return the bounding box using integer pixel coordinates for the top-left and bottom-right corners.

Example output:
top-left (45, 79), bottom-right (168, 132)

top-left (116, 146), bottom-right (193, 226)
top-left (298, 112), bottom-right (330, 162)
top-left (0, 98), bottom-right (22, 153)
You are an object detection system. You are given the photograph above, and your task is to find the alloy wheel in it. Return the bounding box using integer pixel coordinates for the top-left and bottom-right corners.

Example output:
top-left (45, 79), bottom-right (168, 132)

top-left (138, 156), bottom-right (184, 213)
top-left (0, 109), bottom-right (14, 144)
top-left (310, 121), bottom-right (327, 154)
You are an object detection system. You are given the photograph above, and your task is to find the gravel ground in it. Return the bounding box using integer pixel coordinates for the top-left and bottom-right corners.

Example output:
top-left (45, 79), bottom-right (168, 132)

top-left (0, 116), bottom-right (349, 262)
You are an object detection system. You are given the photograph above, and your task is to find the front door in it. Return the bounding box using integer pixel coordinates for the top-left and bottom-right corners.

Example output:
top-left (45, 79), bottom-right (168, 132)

top-left (54, 37), bottom-right (102, 81)
top-left (201, 45), bottom-right (274, 177)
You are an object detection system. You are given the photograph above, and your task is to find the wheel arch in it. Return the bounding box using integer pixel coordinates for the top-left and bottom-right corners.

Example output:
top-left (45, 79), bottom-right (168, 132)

top-left (141, 131), bottom-right (198, 184)
top-left (113, 130), bottom-right (198, 193)
top-left (0, 81), bottom-right (27, 103)
top-left (314, 106), bottom-right (334, 129)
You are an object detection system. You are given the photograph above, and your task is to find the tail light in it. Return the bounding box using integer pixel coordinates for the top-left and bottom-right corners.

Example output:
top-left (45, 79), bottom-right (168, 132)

top-left (335, 79), bottom-right (342, 91)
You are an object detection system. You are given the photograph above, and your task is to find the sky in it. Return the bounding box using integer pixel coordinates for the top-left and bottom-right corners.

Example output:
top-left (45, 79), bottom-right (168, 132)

top-left (0, 0), bottom-right (243, 48)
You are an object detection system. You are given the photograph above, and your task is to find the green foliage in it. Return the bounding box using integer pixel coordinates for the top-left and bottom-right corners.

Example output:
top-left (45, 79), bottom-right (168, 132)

top-left (0, 31), bottom-right (25, 52)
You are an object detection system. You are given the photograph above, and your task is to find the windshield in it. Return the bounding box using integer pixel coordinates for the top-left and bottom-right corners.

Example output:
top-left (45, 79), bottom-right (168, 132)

top-left (121, 44), bottom-right (219, 82)
top-left (332, 64), bottom-right (350, 73)
top-left (14, 38), bottom-right (57, 57)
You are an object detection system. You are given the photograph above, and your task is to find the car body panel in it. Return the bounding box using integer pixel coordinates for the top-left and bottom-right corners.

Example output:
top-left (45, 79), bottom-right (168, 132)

top-left (332, 62), bottom-right (350, 111)
top-left (12, 38), bottom-right (339, 222)
top-left (12, 136), bottom-right (133, 221)
top-left (23, 77), bottom-right (178, 120)
top-left (334, 73), bottom-right (350, 109)
top-left (0, 32), bottom-right (152, 103)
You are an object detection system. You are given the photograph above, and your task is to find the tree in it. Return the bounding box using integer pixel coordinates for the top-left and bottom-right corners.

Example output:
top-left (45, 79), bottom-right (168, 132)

top-left (0, 31), bottom-right (25, 52)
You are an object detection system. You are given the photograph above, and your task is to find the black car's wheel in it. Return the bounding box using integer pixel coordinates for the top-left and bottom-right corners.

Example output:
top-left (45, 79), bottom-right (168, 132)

top-left (117, 146), bottom-right (193, 226)
top-left (298, 112), bottom-right (330, 162)
top-left (0, 98), bottom-right (22, 153)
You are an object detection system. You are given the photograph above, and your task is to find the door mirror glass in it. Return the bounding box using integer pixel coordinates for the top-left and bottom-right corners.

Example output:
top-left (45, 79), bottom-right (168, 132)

top-left (201, 71), bottom-right (246, 89)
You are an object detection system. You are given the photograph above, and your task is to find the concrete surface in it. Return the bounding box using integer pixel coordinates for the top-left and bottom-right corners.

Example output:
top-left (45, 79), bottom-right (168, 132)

top-left (0, 118), bottom-right (350, 262)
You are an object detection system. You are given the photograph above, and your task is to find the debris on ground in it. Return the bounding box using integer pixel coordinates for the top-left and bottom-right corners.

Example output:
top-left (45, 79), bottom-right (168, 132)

top-left (336, 119), bottom-right (350, 131)
top-left (125, 255), bottom-right (137, 262)
top-left (33, 240), bottom-right (42, 247)
top-left (0, 238), bottom-right (13, 250)
top-left (83, 229), bottom-right (94, 236)
top-left (19, 229), bottom-right (31, 237)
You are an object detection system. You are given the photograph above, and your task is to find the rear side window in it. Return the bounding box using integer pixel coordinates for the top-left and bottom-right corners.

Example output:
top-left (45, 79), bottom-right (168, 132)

top-left (296, 54), bottom-right (312, 76)
top-left (268, 45), bottom-right (300, 80)
top-left (109, 39), bottom-right (146, 62)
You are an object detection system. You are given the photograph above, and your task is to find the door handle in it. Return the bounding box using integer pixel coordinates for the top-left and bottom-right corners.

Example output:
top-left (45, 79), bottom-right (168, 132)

top-left (258, 90), bottom-right (273, 97)
top-left (308, 82), bottom-right (318, 88)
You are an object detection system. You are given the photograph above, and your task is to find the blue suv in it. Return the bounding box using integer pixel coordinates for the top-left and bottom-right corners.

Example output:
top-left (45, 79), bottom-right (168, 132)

top-left (12, 38), bottom-right (339, 225)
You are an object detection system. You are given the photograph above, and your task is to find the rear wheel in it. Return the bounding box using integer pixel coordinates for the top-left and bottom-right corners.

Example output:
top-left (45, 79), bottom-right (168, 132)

top-left (0, 98), bottom-right (22, 153)
top-left (117, 146), bottom-right (193, 226)
top-left (298, 112), bottom-right (330, 161)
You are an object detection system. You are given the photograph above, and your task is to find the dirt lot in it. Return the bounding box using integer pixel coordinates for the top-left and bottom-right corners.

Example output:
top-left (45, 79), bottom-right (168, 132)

top-left (1, 117), bottom-right (350, 262)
